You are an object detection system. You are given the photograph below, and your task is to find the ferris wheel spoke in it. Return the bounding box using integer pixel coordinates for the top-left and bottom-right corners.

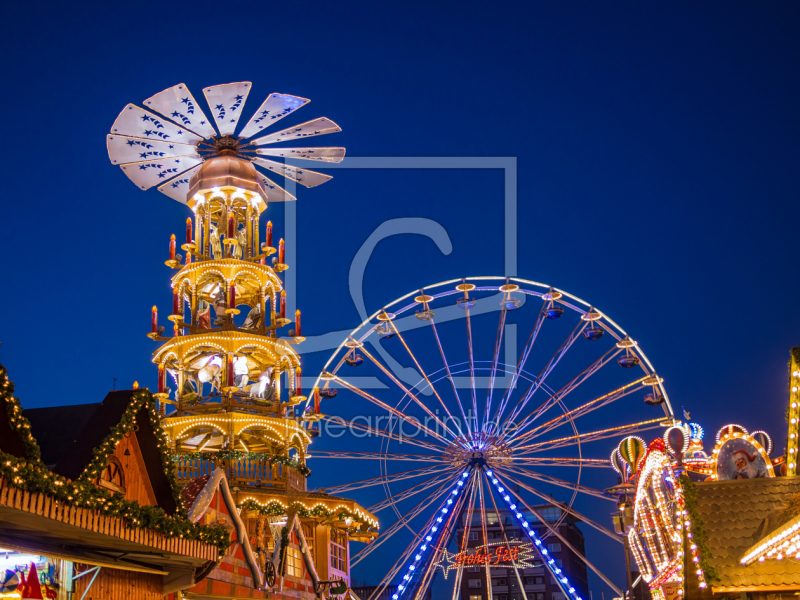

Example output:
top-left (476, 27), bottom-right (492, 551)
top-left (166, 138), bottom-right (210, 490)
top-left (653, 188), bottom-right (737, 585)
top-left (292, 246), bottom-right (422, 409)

top-left (464, 305), bottom-right (480, 431)
top-left (514, 417), bottom-right (665, 455)
top-left (490, 470), bottom-right (624, 596)
top-left (318, 464), bottom-right (456, 495)
top-left (351, 471), bottom-right (460, 566)
top-left (327, 377), bottom-right (452, 446)
top-left (498, 464), bottom-right (614, 502)
top-left (365, 531), bottom-right (422, 600)
top-left (448, 473), bottom-right (480, 600)
top-left (307, 451), bottom-right (445, 462)
top-left (322, 415), bottom-right (447, 453)
top-left (500, 320), bottom-right (587, 434)
top-left (429, 316), bottom-right (473, 434)
top-left (496, 468), bottom-right (621, 543)
top-left (481, 470), bottom-right (531, 600)
top-left (385, 312), bottom-right (467, 439)
top-left (482, 304), bottom-right (508, 433)
top-left (412, 471), bottom-right (475, 599)
top-left (504, 457), bottom-right (612, 468)
top-left (477, 471), bottom-right (495, 600)
top-left (511, 377), bottom-right (650, 446)
top-left (368, 468), bottom-right (462, 513)
top-left (358, 347), bottom-right (462, 442)
top-left (492, 302), bottom-right (547, 432)
top-left (510, 346), bottom-right (623, 438)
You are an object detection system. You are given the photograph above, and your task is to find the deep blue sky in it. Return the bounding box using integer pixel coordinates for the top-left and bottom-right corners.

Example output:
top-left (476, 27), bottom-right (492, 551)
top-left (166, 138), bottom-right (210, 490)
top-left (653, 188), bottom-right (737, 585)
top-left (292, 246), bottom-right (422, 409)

top-left (2, 1), bottom-right (800, 597)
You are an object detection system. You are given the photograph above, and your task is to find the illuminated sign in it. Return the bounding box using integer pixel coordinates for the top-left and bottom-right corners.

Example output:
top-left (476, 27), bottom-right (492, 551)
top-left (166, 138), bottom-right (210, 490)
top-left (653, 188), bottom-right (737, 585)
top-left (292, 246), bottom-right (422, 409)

top-left (436, 541), bottom-right (538, 579)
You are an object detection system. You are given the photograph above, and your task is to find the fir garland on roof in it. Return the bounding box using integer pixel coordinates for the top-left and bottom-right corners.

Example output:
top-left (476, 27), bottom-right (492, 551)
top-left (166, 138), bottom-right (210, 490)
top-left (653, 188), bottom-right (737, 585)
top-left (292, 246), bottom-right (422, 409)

top-left (679, 474), bottom-right (720, 584)
top-left (174, 451), bottom-right (311, 477)
top-left (0, 363), bottom-right (230, 555)
top-left (77, 388), bottom-right (187, 514)
top-left (0, 364), bottom-right (41, 462)
top-left (239, 499), bottom-right (376, 534)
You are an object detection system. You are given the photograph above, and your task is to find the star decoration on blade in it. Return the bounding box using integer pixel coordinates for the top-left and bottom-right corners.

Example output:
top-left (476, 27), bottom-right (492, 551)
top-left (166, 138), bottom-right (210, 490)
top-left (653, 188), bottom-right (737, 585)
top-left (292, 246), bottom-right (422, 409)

top-left (107, 82), bottom-right (346, 204)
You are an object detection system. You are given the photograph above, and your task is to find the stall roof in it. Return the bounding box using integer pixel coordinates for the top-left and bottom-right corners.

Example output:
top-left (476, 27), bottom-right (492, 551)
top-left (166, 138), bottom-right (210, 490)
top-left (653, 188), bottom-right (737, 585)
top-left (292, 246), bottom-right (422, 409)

top-left (24, 403), bottom-right (99, 468)
top-left (692, 476), bottom-right (800, 592)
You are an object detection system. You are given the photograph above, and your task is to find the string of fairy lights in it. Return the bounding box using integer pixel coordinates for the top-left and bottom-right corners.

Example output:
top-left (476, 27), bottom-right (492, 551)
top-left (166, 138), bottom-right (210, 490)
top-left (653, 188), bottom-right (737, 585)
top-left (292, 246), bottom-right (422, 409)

top-left (487, 471), bottom-right (585, 600)
top-left (391, 471), bottom-right (471, 600)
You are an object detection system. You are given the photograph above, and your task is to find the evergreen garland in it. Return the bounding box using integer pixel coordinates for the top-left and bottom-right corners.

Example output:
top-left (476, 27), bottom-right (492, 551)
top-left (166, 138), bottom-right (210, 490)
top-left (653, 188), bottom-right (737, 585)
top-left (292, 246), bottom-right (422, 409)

top-left (0, 364), bottom-right (41, 462)
top-left (278, 526), bottom-right (289, 577)
top-left (239, 499), bottom-right (371, 532)
top-left (679, 474), bottom-right (721, 584)
top-left (0, 363), bottom-right (231, 555)
top-left (174, 451), bottom-right (311, 477)
top-left (78, 389), bottom-right (187, 514)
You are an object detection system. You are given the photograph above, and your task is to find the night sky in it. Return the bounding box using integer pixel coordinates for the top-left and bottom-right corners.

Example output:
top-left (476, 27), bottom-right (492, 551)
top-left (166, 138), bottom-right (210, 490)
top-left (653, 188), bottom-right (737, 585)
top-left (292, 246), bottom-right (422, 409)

top-left (2, 1), bottom-right (800, 597)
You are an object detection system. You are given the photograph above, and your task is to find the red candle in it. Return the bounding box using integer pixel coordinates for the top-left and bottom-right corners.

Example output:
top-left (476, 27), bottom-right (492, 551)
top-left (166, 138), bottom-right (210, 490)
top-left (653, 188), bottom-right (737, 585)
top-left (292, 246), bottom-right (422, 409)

top-left (227, 213), bottom-right (235, 239)
top-left (295, 367), bottom-right (302, 397)
top-left (186, 217), bottom-right (193, 245)
top-left (185, 252), bottom-right (191, 265)
top-left (169, 234), bottom-right (176, 261)
top-left (314, 386), bottom-right (320, 414)
top-left (295, 309), bottom-right (301, 337)
top-left (266, 221), bottom-right (273, 248)
top-left (151, 306), bottom-right (158, 333)
top-left (278, 238), bottom-right (285, 264)
top-left (158, 364), bottom-right (165, 394)
top-left (260, 257), bottom-right (265, 266)
top-left (227, 355), bottom-right (234, 388)
top-left (229, 283), bottom-right (236, 309)
top-left (280, 290), bottom-right (286, 319)
top-left (173, 289), bottom-right (179, 315)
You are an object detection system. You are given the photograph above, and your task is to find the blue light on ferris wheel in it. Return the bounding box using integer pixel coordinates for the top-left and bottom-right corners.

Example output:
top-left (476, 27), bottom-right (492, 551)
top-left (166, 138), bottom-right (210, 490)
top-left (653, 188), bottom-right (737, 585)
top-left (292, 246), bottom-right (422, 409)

top-left (392, 472), bottom-right (472, 600)
top-left (488, 474), bottom-right (583, 600)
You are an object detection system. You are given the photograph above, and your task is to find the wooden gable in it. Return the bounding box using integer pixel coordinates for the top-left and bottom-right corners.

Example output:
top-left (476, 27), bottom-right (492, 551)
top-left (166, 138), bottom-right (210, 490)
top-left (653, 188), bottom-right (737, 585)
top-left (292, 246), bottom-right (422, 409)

top-left (51, 390), bottom-right (178, 514)
top-left (96, 429), bottom-right (158, 506)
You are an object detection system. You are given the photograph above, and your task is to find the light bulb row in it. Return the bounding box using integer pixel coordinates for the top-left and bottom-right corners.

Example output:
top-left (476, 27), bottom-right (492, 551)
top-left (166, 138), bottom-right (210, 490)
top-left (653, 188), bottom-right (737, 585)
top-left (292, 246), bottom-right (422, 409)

top-left (391, 471), bottom-right (471, 600)
top-left (741, 514), bottom-right (800, 565)
top-left (486, 471), bottom-right (583, 600)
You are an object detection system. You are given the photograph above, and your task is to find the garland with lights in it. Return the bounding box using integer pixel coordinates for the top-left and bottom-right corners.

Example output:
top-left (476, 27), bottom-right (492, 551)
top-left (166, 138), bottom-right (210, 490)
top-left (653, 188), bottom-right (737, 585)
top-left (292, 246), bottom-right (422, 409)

top-left (239, 499), bottom-right (368, 530)
top-left (1, 365), bottom-right (41, 462)
top-left (0, 364), bottom-right (231, 555)
top-left (174, 451), bottom-right (311, 477)
top-left (79, 388), bottom-right (186, 511)
top-left (278, 526), bottom-right (289, 577)
top-left (678, 474), bottom-right (720, 584)
top-left (786, 348), bottom-right (800, 475)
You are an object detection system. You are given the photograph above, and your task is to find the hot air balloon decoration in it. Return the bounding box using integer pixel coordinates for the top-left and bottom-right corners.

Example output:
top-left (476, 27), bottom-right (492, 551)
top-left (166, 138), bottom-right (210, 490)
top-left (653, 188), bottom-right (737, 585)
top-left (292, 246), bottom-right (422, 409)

top-left (663, 425), bottom-right (689, 461)
top-left (618, 436), bottom-right (646, 476)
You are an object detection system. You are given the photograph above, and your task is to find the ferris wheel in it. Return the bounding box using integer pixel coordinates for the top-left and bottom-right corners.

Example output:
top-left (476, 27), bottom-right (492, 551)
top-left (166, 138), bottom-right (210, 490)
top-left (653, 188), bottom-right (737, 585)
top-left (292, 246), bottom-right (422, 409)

top-left (306, 276), bottom-right (676, 600)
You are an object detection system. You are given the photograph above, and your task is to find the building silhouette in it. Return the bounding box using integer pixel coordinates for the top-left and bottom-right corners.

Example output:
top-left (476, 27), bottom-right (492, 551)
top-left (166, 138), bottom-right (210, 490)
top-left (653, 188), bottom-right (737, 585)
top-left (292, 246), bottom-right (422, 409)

top-left (454, 503), bottom-right (588, 600)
